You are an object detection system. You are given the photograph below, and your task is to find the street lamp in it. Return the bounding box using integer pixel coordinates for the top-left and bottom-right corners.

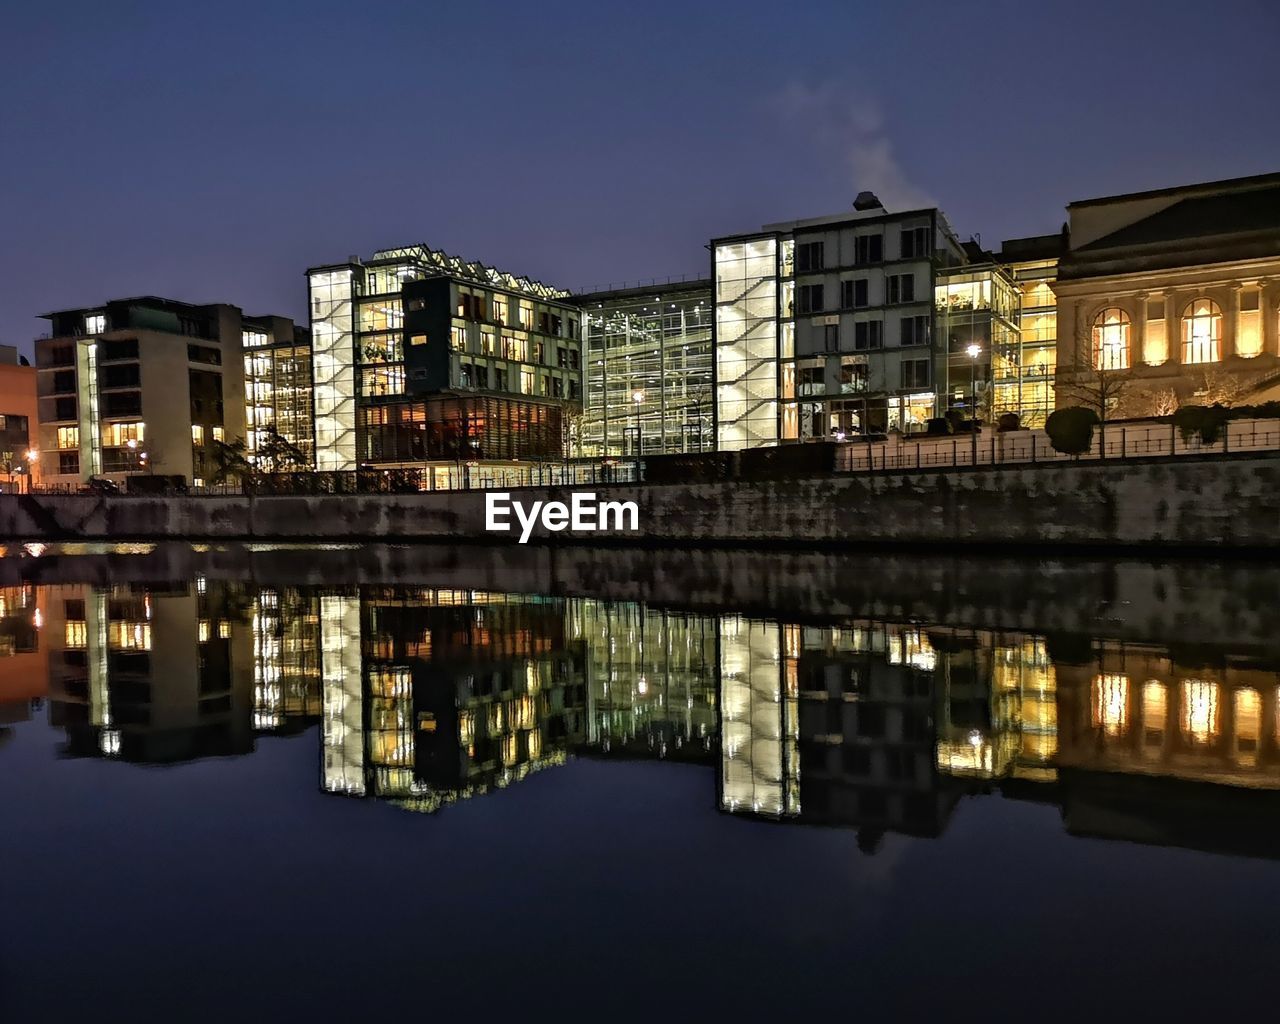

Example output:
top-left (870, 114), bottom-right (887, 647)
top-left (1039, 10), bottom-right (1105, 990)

top-left (966, 344), bottom-right (981, 464)
top-left (631, 388), bottom-right (645, 480)
top-left (24, 449), bottom-right (37, 493)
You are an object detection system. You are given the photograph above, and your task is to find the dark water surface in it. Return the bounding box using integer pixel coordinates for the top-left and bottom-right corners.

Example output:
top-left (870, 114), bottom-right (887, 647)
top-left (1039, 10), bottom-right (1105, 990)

top-left (2, 543), bottom-right (1280, 1020)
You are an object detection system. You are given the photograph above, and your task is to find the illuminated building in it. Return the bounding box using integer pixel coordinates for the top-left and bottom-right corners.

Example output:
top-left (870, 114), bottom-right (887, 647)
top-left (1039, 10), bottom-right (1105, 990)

top-left (1054, 171), bottom-right (1280, 412)
top-left (0, 346), bottom-right (39, 490)
top-left (574, 600), bottom-right (718, 759)
top-left (997, 233), bottom-right (1065, 427)
top-left (571, 280), bottom-right (714, 457)
top-left (712, 193), bottom-right (1034, 444)
top-left (35, 297), bottom-right (304, 486)
top-left (320, 588), bottom-right (586, 810)
top-left (306, 246), bottom-right (584, 486)
top-left (242, 318), bottom-right (314, 469)
top-left (250, 588), bottom-right (321, 733)
top-left (719, 616), bottom-right (800, 817)
top-left (45, 581), bottom-right (255, 762)
top-left (935, 256), bottom-right (1022, 422)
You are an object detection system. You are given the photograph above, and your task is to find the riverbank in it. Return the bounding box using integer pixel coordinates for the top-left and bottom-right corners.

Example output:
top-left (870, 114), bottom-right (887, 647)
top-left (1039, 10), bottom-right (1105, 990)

top-left (3, 449), bottom-right (1280, 549)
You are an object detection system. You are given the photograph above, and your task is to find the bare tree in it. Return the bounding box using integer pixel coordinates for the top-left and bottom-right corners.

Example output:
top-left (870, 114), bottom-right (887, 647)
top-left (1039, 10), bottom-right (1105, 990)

top-left (1056, 319), bottom-right (1134, 457)
top-left (1191, 365), bottom-right (1263, 407)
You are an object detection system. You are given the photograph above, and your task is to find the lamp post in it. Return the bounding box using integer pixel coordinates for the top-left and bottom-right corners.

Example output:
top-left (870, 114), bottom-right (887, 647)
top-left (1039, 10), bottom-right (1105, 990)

top-left (966, 344), bottom-right (981, 464)
top-left (631, 388), bottom-right (644, 481)
top-left (25, 449), bottom-right (37, 493)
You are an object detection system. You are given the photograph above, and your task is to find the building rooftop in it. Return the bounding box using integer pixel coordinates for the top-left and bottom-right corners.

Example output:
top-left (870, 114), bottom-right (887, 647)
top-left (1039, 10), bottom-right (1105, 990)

top-left (310, 244), bottom-right (571, 301)
top-left (1066, 169), bottom-right (1280, 209)
top-left (38, 295), bottom-right (231, 320)
top-left (1077, 183), bottom-right (1280, 252)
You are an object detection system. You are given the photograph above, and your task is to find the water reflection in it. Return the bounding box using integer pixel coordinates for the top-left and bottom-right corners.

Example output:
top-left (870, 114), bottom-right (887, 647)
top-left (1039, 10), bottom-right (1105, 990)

top-left (9, 576), bottom-right (1280, 857)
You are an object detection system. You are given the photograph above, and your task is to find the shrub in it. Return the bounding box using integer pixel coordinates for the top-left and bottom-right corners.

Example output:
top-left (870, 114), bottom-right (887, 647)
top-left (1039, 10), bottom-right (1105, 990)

top-left (997, 412), bottom-right (1022, 433)
top-left (1173, 404), bottom-right (1230, 444)
top-left (1045, 406), bottom-right (1100, 456)
top-left (925, 417), bottom-right (953, 436)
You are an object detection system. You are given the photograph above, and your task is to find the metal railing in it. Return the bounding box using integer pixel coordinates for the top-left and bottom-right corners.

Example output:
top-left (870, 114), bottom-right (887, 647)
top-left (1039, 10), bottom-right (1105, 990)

top-left (836, 419), bottom-right (1280, 473)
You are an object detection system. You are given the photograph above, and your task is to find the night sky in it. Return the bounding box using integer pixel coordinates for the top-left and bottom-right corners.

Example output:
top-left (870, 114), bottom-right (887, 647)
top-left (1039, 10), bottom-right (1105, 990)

top-left (4, 0), bottom-right (1278, 355)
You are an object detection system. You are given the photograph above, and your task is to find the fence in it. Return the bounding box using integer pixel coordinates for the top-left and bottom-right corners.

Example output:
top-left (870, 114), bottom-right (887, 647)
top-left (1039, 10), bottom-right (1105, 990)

top-left (835, 417), bottom-right (1280, 473)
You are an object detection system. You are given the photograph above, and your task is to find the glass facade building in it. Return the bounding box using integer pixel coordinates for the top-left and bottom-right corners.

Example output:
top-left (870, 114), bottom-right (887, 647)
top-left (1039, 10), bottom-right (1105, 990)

top-left (242, 317), bottom-right (315, 468)
top-left (306, 245), bottom-right (583, 478)
top-left (936, 263), bottom-right (1023, 420)
top-left (573, 280), bottom-right (714, 457)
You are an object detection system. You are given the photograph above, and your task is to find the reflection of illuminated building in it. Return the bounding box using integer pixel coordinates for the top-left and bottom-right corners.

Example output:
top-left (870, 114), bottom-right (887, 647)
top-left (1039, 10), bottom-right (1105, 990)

top-left (794, 622), bottom-right (955, 841)
top-left (320, 588), bottom-right (586, 812)
top-left (46, 581), bottom-right (254, 762)
top-left (719, 616), bottom-right (799, 817)
top-left (251, 588), bottom-right (321, 733)
top-left (1056, 644), bottom-right (1280, 787)
top-left (0, 584), bottom-right (46, 726)
top-left (576, 601), bottom-right (718, 761)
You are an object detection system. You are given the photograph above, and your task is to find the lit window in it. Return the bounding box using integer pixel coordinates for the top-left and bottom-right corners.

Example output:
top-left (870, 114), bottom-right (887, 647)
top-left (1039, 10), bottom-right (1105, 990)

top-left (1091, 673), bottom-right (1129, 736)
top-left (192, 424), bottom-right (205, 446)
top-left (410, 333), bottom-right (427, 346)
top-left (56, 426), bottom-right (79, 450)
top-left (1181, 679), bottom-right (1220, 744)
top-left (1091, 308), bottom-right (1130, 370)
top-left (85, 314), bottom-right (106, 334)
top-left (212, 426), bottom-right (224, 442)
top-left (1237, 289), bottom-right (1262, 358)
top-left (64, 620), bottom-right (87, 649)
top-left (1181, 298), bottom-right (1222, 364)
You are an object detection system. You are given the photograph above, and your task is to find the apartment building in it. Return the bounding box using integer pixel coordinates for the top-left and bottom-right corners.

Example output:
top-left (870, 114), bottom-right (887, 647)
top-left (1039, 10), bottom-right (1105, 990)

top-left (997, 233), bottom-right (1065, 427)
top-left (307, 245), bottom-right (584, 488)
top-left (572, 280), bottom-right (714, 457)
top-left (243, 316), bottom-right (315, 469)
top-left (34, 297), bottom-right (302, 486)
top-left (712, 193), bottom-right (980, 447)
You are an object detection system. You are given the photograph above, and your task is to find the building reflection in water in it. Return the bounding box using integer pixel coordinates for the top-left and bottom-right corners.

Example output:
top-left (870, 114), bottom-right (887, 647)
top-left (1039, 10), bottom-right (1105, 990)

top-left (18, 578), bottom-right (1280, 856)
top-left (0, 583), bottom-right (46, 739)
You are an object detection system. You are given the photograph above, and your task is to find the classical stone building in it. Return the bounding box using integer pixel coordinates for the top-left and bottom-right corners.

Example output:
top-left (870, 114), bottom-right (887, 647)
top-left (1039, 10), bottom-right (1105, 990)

top-left (1054, 172), bottom-right (1280, 412)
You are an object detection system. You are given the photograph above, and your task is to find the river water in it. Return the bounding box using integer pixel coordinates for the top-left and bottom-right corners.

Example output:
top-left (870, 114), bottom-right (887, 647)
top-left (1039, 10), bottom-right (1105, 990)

top-left (1, 543), bottom-right (1278, 1019)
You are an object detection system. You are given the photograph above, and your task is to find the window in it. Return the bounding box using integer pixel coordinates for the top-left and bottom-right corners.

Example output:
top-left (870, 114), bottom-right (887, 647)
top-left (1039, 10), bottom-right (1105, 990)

top-left (242, 329), bottom-right (269, 348)
top-left (854, 235), bottom-right (883, 265)
top-left (1238, 290), bottom-right (1263, 358)
top-left (798, 364), bottom-right (825, 396)
top-left (1181, 298), bottom-right (1222, 364)
top-left (102, 364), bottom-right (140, 388)
top-left (212, 426), bottom-right (224, 442)
top-left (1143, 298), bottom-right (1168, 365)
top-left (101, 339), bottom-right (138, 361)
top-left (58, 452), bottom-right (79, 475)
top-left (901, 358), bottom-right (930, 389)
top-left (55, 397), bottom-right (76, 420)
top-left (900, 316), bottom-right (930, 346)
top-left (520, 368), bottom-right (534, 394)
top-left (840, 361), bottom-right (868, 394)
top-left (492, 296), bottom-right (507, 324)
top-left (887, 274), bottom-right (915, 304)
top-left (52, 370), bottom-right (76, 393)
top-left (796, 241), bottom-right (824, 272)
top-left (410, 333), bottom-right (428, 347)
top-left (822, 324), bottom-right (839, 351)
top-left (102, 421), bottom-right (144, 446)
top-left (192, 424), bottom-right (205, 446)
top-left (854, 321), bottom-right (883, 350)
top-left (188, 344), bottom-right (221, 365)
top-left (797, 284), bottom-right (825, 315)
top-left (1091, 308), bottom-right (1130, 370)
top-left (450, 325), bottom-right (467, 351)
top-left (85, 314), bottom-right (106, 334)
top-left (841, 279), bottom-right (869, 309)
top-left (900, 227), bottom-right (931, 259)
top-left (56, 426), bottom-right (79, 449)
top-left (102, 392), bottom-right (141, 417)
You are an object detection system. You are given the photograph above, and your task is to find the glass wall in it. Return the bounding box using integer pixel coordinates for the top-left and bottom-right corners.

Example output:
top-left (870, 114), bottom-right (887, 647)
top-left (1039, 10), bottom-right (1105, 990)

top-left (361, 395), bottom-right (564, 464)
top-left (715, 239), bottom-right (779, 450)
top-left (578, 285), bottom-right (713, 457)
top-left (308, 270), bottom-right (358, 471)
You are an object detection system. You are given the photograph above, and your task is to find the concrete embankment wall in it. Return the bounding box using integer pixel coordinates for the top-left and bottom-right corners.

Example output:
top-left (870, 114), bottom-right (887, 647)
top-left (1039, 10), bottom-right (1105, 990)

top-left (3, 452), bottom-right (1280, 548)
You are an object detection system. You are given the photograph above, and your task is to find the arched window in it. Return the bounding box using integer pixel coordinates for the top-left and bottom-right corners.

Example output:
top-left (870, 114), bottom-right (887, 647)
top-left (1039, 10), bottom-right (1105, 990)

top-left (1181, 298), bottom-right (1222, 364)
top-left (1091, 307), bottom-right (1130, 370)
